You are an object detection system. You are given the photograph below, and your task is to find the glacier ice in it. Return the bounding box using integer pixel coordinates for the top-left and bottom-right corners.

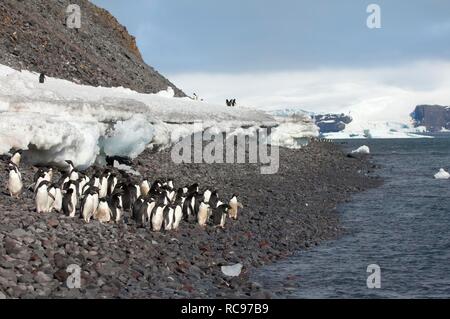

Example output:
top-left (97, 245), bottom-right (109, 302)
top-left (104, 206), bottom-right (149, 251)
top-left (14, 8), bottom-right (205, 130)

top-left (0, 64), bottom-right (322, 167)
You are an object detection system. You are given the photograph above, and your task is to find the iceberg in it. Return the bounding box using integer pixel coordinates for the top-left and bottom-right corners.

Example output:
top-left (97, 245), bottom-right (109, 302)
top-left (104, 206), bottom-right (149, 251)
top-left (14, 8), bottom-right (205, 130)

top-left (434, 169), bottom-right (450, 180)
top-left (352, 145), bottom-right (371, 155)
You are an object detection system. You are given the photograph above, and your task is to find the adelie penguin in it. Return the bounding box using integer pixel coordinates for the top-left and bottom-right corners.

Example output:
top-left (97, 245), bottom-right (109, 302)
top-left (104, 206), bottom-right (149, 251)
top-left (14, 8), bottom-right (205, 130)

top-left (228, 194), bottom-right (243, 220)
top-left (62, 187), bottom-right (77, 218)
top-left (211, 204), bottom-right (231, 228)
top-left (197, 202), bottom-right (211, 227)
top-left (94, 198), bottom-right (112, 223)
top-left (7, 162), bottom-right (23, 199)
top-left (80, 188), bottom-right (98, 223)
top-left (35, 181), bottom-right (51, 213)
top-left (151, 203), bottom-right (166, 232)
top-left (109, 192), bottom-right (123, 223)
top-left (51, 184), bottom-right (63, 213)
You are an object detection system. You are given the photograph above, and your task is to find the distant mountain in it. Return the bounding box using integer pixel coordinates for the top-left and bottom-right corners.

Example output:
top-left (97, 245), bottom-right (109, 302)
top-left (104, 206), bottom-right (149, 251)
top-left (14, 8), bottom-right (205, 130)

top-left (0, 0), bottom-right (185, 96)
top-left (411, 105), bottom-right (450, 133)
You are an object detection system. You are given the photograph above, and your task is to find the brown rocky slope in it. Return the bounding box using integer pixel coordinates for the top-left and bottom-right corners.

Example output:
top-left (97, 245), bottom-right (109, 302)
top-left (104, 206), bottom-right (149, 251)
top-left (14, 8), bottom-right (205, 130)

top-left (0, 0), bottom-right (185, 96)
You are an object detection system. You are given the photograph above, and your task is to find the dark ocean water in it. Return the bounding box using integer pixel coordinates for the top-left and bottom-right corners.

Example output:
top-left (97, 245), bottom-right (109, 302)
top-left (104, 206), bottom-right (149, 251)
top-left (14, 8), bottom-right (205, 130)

top-left (252, 137), bottom-right (450, 298)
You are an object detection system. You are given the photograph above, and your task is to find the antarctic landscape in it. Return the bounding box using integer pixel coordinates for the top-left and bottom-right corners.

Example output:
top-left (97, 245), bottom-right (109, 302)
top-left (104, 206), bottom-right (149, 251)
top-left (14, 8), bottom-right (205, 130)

top-left (1, 0), bottom-right (449, 300)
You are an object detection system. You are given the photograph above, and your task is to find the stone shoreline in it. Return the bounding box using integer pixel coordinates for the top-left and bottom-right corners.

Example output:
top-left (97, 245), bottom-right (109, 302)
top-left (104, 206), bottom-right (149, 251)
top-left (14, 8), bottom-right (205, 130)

top-left (0, 141), bottom-right (381, 299)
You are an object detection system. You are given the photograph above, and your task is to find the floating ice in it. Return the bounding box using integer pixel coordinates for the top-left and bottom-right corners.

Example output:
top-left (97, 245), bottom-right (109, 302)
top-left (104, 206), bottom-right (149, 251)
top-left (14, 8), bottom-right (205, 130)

top-left (352, 145), bottom-right (371, 155)
top-left (221, 263), bottom-right (243, 277)
top-left (434, 168), bottom-right (450, 180)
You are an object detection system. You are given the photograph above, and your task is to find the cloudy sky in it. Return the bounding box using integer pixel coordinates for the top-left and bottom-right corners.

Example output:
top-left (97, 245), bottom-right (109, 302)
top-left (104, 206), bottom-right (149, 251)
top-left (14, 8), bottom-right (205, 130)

top-left (91, 0), bottom-right (450, 115)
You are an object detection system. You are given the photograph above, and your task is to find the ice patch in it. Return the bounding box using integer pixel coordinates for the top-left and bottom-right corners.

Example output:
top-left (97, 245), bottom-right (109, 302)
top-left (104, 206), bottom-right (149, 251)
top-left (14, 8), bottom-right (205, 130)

top-left (221, 263), bottom-right (243, 277)
top-left (352, 145), bottom-right (371, 155)
top-left (434, 168), bottom-right (450, 180)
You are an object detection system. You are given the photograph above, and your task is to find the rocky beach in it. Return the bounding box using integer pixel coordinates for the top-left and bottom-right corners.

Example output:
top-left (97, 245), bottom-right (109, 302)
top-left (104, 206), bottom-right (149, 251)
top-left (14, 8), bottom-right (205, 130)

top-left (0, 141), bottom-right (381, 299)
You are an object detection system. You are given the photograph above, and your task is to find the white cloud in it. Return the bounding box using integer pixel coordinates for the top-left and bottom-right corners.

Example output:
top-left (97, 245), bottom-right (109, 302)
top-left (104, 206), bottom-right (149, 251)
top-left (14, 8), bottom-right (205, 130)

top-left (170, 60), bottom-right (450, 123)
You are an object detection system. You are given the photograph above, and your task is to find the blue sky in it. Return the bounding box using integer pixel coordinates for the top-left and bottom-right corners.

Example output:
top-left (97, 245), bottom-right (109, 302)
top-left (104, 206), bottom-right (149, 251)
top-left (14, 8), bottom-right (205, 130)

top-left (92, 0), bottom-right (450, 73)
top-left (91, 0), bottom-right (450, 112)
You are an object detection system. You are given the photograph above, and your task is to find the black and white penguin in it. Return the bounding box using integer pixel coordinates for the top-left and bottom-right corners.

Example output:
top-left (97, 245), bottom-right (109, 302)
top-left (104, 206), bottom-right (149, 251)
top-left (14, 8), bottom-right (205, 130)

top-left (163, 205), bottom-right (175, 231)
top-left (35, 181), bottom-right (51, 213)
top-left (94, 198), bottom-right (111, 223)
top-left (62, 188), bottom-right (77, 217)
top-left (39, 72), bottom-right (46, 83)
top-left (209, 191), bottom-right (220, 209)
top-left (172, 196), bottom-right (185, 231)
top-left (182, 191), bottom-right (198, 221)
top-left (47, 183), bottom-right (58, 212)
top-left (122, 181), bottom-right (138, 212)
top-left (51, 184), bottom-right (63, 213)
top-left (10, 150), bottom-right (22, 167)
top-left (80, 188), bottom-right (98, 223)
top-left (107, 173), bottom-right (118, 196)
top-left (211, 204), bottom-right (231, 228)
top-left (132, 195), bottom-right (147, 225)
top-left (109, 193), bottom-right (123, 223)
top-left (7, 162), bottom-right (22, 199)
top-left (228, 194), bottom-right (243, 220)
top-left (197, 202), bottom-right (211, 227)
top-left (151, 203), bottom-right (166, 232)
top-left (99, 170), bottom-right (111, 198)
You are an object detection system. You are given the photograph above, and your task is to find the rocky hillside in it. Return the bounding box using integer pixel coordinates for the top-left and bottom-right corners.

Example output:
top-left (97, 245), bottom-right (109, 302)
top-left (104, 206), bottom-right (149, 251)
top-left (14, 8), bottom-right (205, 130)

top-left (0, 0), bottom-right (185, 96)
top-left (411, 105), bottom-right (450, 132)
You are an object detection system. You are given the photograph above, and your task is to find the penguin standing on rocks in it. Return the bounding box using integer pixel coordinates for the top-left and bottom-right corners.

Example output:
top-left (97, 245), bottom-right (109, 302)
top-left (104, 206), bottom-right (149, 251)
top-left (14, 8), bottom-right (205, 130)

top-left (132, 195), bottom-right (148, 226)
top-left (163, 205), bottom-right (175, 231)
top-left (7, 162), bottom-right (23, 198)
top-left (172, 197), bottom-right (184, 231)
top-left (94, 198), bottom-right (112, 223)
top-left (62, 186), bottom-right (77, 218)
top-left (228, 194), bottom-right (243, 220)
top-left (81, 188), bottom-right (98, 223)
top-left (109, 192), bottom-right (123, 223)
top-left (151, 203), bottom-right (166, 232)
top-left (35, 181), bottom-right (51, 213)
top-left (10, 150), bottom-right (22, 167)
top-left (52, 184), bottom-right (63, 213)
top-left (197, 202), bottom-right (211, 227)
top-left (211, 204), bottom-right (231, 228)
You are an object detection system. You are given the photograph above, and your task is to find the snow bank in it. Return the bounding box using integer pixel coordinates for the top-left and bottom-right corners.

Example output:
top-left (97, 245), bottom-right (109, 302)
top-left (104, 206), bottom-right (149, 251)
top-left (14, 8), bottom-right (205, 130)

top-left (352, 145), bottom-right (370, 155)
top-left (434, 169), bottom-right (450, 180)
top-left (267, 109), bottom-right (319, 148)
top-left (0, 64), bottom-right (284, 167)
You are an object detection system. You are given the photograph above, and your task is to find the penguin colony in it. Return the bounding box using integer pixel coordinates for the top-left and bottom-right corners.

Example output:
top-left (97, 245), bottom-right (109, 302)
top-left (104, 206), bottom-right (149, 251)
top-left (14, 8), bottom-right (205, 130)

top-left (4, 150), bottom-right (244, 232)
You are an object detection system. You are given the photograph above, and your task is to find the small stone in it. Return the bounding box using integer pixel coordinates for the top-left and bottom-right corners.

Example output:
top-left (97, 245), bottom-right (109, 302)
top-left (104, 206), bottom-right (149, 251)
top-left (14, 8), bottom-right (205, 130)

top-left (35, 271), bottom-right (52, 283)
top-left (47, 219), bottom-right (60, 228)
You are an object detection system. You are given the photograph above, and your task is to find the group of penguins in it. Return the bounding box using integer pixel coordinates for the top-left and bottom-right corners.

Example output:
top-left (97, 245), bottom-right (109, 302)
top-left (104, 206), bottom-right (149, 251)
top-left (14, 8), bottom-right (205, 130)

top-left (5, 150), bottom-right (244, 231)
